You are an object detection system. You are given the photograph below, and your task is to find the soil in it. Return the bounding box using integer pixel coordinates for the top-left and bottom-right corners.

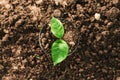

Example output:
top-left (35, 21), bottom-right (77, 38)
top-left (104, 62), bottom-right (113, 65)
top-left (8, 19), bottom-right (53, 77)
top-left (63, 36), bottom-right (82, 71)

top-left (0, 0), bottom-right (120, 80)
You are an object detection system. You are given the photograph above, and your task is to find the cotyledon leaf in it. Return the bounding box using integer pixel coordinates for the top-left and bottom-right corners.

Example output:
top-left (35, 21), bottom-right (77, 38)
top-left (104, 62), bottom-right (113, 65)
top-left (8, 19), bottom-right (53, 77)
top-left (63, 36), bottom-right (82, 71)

top-left (51, 39), bottom-right (69, 65)
top-left (50, 17), bottom-right (64, 38)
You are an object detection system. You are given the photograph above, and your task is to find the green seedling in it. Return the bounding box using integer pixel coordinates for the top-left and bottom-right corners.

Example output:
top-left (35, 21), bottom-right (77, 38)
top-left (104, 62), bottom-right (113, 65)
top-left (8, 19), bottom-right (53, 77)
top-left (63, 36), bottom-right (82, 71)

top-left (50, 17), bottom-right (69, 65)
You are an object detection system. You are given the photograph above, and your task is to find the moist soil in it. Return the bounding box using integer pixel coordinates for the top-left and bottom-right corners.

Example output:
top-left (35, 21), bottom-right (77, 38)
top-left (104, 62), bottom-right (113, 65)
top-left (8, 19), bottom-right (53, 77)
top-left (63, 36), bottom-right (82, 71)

top-left (0, 0), bottom-right (120, 80)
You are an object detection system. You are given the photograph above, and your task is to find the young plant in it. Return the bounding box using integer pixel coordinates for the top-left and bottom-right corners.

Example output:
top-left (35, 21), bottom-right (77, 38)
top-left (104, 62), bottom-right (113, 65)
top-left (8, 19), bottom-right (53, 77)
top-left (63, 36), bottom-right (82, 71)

top-left (50, 17), bottom-right (69, 65)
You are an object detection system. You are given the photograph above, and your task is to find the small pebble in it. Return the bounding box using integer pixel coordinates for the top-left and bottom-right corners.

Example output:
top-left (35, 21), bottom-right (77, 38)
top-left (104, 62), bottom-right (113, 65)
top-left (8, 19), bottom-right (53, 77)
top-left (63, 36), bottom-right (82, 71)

top-left (45, 44), bottom-right (49, 49)
top-left (53, 9), bottom-right (61, 17)
top-left (3, 29), bottom-right (9, 33)
top-left (69, 41), bottom-right (75, 46)
top-left (116, 77), bottom-right (120, 80)
top-left (94, 13), bottom-right (100, 20)
top-left (5, 4), bottom-right (11, 9)
top-left (112, 0), bottom-right (119, 5)
top-left (35, 0), bottom-right (42, 5)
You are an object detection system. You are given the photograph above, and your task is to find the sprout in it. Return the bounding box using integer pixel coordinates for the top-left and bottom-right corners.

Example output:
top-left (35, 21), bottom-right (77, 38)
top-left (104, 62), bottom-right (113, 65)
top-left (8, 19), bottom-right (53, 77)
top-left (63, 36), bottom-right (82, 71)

top-left (50, 17), bottom-right (69, 65)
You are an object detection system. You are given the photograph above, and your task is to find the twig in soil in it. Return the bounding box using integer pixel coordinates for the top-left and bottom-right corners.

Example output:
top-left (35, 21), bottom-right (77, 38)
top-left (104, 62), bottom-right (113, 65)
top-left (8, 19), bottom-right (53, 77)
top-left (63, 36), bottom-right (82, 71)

top-left (38, 25), bottom-right (52, 63)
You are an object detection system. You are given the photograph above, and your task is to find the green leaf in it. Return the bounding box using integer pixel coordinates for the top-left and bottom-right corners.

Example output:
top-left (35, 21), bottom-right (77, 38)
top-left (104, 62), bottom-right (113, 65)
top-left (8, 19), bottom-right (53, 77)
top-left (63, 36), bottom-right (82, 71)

top-left (50, 17), bottom-right (64, 38)
top-left (51, 39), bottom-right (69, 65)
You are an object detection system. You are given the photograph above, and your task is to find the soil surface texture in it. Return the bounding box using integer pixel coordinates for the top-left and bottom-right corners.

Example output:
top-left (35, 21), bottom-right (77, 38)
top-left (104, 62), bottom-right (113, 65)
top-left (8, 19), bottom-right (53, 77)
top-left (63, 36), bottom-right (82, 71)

top-left (0, 0), bottom-right (120, 80)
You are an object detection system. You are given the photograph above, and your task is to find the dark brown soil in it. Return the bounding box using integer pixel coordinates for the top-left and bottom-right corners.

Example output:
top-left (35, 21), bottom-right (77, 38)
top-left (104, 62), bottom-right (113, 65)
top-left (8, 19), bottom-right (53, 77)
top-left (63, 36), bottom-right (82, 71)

top-left (0, 0), bottom-right (120, 80)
